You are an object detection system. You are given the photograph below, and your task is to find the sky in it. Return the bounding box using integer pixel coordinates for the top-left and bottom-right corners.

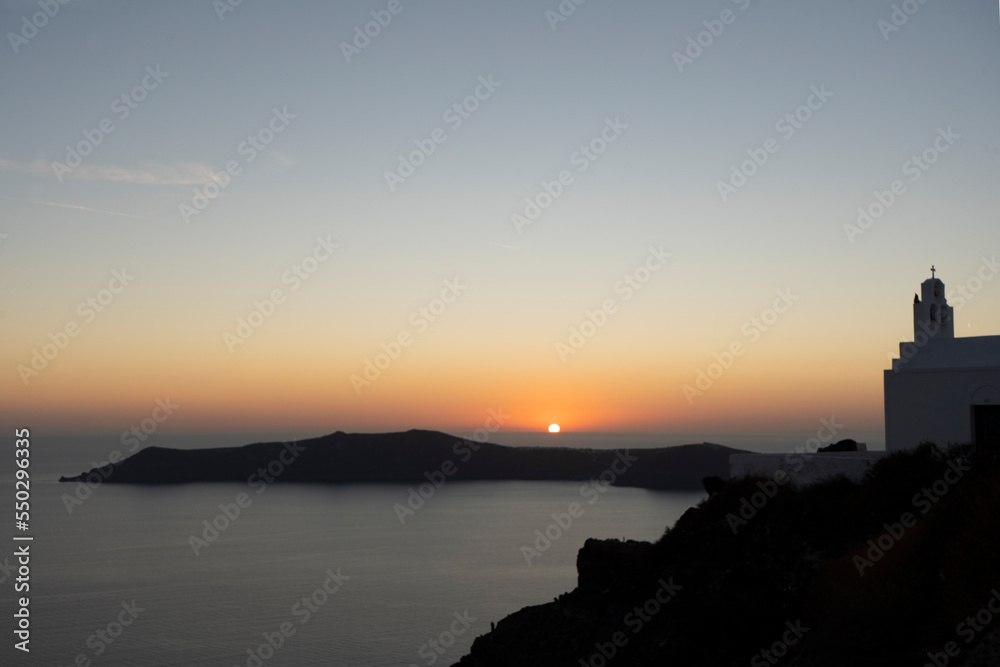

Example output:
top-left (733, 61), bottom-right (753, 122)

top-left (2, 0), bottom-right (999, 451)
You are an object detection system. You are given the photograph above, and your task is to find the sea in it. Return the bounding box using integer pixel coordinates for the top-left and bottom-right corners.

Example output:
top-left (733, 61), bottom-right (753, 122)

top-left (0, 433), bottom-right (715, 667)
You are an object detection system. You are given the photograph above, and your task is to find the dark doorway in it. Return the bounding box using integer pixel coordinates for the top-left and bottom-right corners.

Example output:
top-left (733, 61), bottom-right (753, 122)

top-left (973, 405), bottom-right (1000, 449)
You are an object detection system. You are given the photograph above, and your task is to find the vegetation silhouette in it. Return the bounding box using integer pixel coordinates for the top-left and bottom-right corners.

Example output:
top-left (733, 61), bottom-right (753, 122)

top-left (456, 443), bottom-right (1000, 666)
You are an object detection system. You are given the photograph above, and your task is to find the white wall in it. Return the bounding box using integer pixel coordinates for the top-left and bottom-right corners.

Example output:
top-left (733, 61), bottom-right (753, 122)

top-left (883, 368), bottom-right (1000, 451)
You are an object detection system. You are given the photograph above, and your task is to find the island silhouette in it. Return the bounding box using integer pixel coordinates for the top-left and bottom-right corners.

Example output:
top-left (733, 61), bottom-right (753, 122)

top-left (59, 429), bottom-right (741, 490)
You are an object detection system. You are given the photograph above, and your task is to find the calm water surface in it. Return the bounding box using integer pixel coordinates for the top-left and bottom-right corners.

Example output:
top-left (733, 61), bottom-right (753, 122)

top-left (1, 438), bottom-right (704, 666)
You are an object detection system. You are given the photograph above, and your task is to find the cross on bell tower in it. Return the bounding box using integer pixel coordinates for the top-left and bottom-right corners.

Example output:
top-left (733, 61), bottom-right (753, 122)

top-left (912, 267), bottom-right (953, 341)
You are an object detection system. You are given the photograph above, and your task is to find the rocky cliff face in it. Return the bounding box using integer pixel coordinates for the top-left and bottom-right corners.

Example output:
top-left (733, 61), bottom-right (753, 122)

top-left (454, 444), bottom-right (1000, 667)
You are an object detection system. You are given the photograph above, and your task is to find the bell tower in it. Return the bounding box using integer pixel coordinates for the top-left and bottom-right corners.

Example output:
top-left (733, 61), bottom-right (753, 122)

top-left (912, 265), bottom-right (954, 341)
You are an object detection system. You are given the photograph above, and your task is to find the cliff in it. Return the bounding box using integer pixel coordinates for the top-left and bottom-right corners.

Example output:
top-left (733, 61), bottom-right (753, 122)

top-left (453, 443), bottom-right (1000, 667)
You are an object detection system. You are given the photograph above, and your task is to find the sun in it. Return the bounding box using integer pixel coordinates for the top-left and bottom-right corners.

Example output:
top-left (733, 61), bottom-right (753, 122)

top-left (548, 424), bottom-right (561, 433)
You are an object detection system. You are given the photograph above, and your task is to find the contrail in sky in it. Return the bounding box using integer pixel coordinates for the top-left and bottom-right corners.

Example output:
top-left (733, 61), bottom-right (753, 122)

top-left (0, 195), bottom-right (150, 220)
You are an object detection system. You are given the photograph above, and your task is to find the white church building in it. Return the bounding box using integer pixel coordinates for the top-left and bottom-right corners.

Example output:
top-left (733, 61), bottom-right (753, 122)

top-left (730, 267), bottom-right (1000, 483)
top-left (884, 268), bottom-right (1000, 451)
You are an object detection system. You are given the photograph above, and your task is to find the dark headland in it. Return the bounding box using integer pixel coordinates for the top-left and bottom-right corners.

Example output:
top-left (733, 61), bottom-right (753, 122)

top-left (451, 443), bottom-right (1000, 667)
top-left (59, 429), bottom-right (740, 489)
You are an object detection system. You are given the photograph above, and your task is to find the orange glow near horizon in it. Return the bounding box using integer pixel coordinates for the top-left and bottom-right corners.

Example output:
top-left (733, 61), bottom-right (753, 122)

top-left (1, 309), bottom-right (891, 437)
top-left (1, 279), bottom-right (897, 439)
